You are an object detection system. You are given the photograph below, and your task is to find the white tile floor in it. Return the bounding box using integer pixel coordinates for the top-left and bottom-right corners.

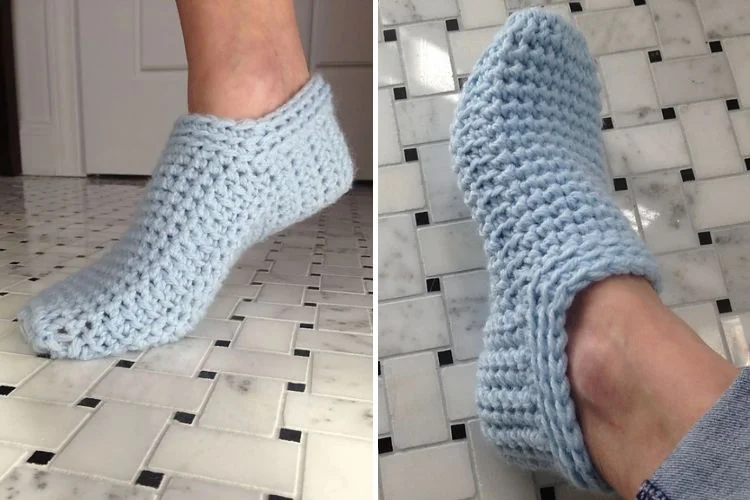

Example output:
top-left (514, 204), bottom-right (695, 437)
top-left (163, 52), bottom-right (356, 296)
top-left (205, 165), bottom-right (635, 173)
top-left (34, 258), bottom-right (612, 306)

top-left (378, 0), bottom-right (750, 499)
top-left (0, 177), bottom-right (373, 499)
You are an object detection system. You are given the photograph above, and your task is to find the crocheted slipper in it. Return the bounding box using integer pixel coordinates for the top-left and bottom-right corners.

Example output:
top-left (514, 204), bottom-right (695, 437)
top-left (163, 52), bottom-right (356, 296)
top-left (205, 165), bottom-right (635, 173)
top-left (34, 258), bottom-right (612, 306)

top-left (19, 75), bottom-right (353, 360)
top-left (450, 10), bottom-right (660, 490)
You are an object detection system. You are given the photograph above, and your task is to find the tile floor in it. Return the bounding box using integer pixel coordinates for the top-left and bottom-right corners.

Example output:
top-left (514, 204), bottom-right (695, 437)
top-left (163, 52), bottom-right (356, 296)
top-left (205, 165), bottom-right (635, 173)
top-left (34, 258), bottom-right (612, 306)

top-left (378, 0), bottom-right (750, 499)
top-left (0, 177), bottom-right (373, 499)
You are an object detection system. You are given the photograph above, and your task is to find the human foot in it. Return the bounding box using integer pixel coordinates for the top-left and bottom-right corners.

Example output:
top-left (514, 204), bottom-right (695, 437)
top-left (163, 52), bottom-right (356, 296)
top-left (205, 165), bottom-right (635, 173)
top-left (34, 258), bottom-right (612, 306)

top-left (19, 76), bottom-right (352, 360)
top-left (450, 10), bottom-right (660, 489)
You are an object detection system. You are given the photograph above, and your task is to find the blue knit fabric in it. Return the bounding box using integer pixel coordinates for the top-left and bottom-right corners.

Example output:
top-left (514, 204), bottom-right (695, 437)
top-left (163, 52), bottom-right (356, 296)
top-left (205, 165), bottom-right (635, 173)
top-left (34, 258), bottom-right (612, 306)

top-left (19, 75), bottom-right (352, 360)
top-left (450, 11), bottom-right (660, 490)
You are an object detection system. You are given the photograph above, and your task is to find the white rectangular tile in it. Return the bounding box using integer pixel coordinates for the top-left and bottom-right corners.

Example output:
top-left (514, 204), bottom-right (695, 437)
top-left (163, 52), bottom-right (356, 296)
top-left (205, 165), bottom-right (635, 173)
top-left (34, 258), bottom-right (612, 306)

top-left (599, 51), bottom-right (661, 127)
top-left (575, 6), bottom-right (657, 55)
top-left (378, 378), bottom-right (391, 435)
top-left (203, 348), bottom-right (307, 382)
top-left (458, 0), bottom-right (506, 28)
top-left (312, 352), bottom-right (372, 401)
top-left (296, 329), bottom-right (372, 356)
top-left (379, 295), bottom-right (450, 357)
top-left (0, 467), bottom-right (156, 500)
top-left (672, 302), bottom-right (727, 358)
top-left (189, 318), bottom-right (241, 341)
top-left (684, 175), bottom-right (750, 229)
top-left (442, 270), bottom-right (488, 360)
top-left (136, 337), bottom-right (212, 377)
top-left (234, 301), bottom-right (315, 323)
top-left (650, 0), bottom-right (708, 59)
top-left (380, 0), bottom-right (458, 24)
top-left (13, 358), bottom-right (112, 404)
top-left (378, 214), bottom-right (425, 300)
top-left (720, 313), bottom-right (750, 366)
top-left (320, 274), bottom-right (364, 293)
top-left (441, 361), bottom-right (477, 420)
top-left (0, 398), bottom-right (87, 450)
top-left (54, 401), bottom-right (169, 481)
top-left (419, 142), bottom-right (470, 223)
top-left (150, 424), bottom-right (299, 495)
top-left (697, 0), bottom-right (750, 38)
top-left (162, 477), bottom-right (262, 500)
top-left (379, 42), bottom-right (405, 87)
top-left (724, 35), bottom-right (750, 107)
top-left (284, 391), bottom-right (371, 440)
top-left (657, 249), bottom-right (727, 306)
top-left (383, 352), bottom-right (448, 448)
top-left (678, 100), bottom-right (744, 178)
top-left (0, 445), bottom-right (24, 477)
top-left (394, 94), bottom-right (459, 145)
top-left (613, 190), bottom-right (640, 234)
top-left (378, 162), bottom-right (426, 214)
top-left (714, 225), bottom-right (750, 312)
top-left (603, 122), bottom-right (690, 175)
top-left (0, 293), bottom-right (29, 320)
top-left (302, 433), bottom-right (372, 500)
top-left (317, 305), bottom-right (371, 334)
top-left (399, 22), bottom-right (455, 96)
top-left (417, 220), bottom-right (486, 275)
top-left (449, 27), bottom-right (497, 75)
top-left (204, 295), bottom-right (239, 319)
top-left (730, 109), bottom-right (750, 156)
top-left (380, 442), bottom-right (476, 500)
top-left (233, 317), bottom-right (294, 353)
top-left (582, 0), bottom-right (631, 9)
top-left (653, 54), bottom-right (737, 106)
top-left (0, 323), bottom-right (33, 355)
top-left (305, 289), bottom-right (371, 308)
top-left (379, 89), bottom-right (402, 166)
top-left (255, 283), bottom-right (304, 305)
top-left (0, 353), bottom-right (45, 386)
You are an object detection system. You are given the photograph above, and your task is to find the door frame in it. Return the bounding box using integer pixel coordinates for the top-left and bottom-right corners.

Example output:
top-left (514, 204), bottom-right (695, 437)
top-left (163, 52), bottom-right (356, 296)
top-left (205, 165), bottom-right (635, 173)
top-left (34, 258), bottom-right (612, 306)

top-left (0, 0), bottom-right (21, 176)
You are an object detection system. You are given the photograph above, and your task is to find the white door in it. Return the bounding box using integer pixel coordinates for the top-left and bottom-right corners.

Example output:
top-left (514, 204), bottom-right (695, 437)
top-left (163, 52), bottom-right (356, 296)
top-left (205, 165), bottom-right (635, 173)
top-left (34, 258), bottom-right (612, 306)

top-left (76, 0), bottom-right (372, 180)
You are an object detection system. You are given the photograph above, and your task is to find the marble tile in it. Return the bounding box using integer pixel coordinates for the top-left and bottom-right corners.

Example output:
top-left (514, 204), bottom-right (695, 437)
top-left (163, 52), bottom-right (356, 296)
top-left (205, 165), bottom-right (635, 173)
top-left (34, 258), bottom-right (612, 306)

top-left (379, 214), bottom-right (425, 300)
top-left (380, 0), bottom-right (459, 24)
top-left (200, 374), bottom-right (283, 437)
top-left (380, 296), bottom-right (450, 357)
top-left (54, 401), bottom-right (169, 481)
top-left (0, 398), bottom-right (87, 450)
top-left (394, 94), bottom-right (459, 145)
top-left (632, 171), bottom-right (697, 254)
top-left (378, 378), bottom-right (391, 435)
top-left (442, 270), bottom-right (488, 361)
top-left (136, 337), bottom-right (213, 377)
top-left (449, 27), bottom-right (497, 75)
top-left (0, 352), bottom-right (45, 386)
top-left (234, 301), bottom-right (315, 323)
top-left (599, 51), bottom-right (661, 127)
top-left (613, 190), bottom-right (641, 234)
top-left (233, 317), bottom-right (294, 353)
top-left (467, 420), bottom-right (537, 500)
top-left (678, 100), bottom-right (744, 178)
top-left (204, 295), bottom-right (239, 319)
top-left (582, 0), bottom-right (631, 9)
top-left (672, 302), bottom-right (727, 358)
top-left (724, 36), bottom-right (750, 107)
top-left (0, 446), bottom-right (24, 477)
top-left (255, 283), bottom-right (305, 305)
top-left (440, 361), bottom-right (477, 420)
top-left (320, 275), bottom-right (364, 293)
top-left (720, 313), bottom-right (750, 366)
top-left (149, 424), bottom-right (299, 496)
top-left (0, 467), bottom-right (156, 500)
top-left (13, 358), bottom-right (112, 404)
top-left (162, 477), bottom-right (262, 500)
top-left (379, 162), bottom-right (427, 214)
top-left (0, 323), bottom-right (33, 355)
top-left (284, 391), bottom-right (372, 439)
top-left (216, 283), bottom-right (261, 299)
top-left (417, 220), bottom-right (486, 275)
top-left (419, 142), bottom-right (470, 223)
top-left (296, 329), bottom-right (372, 356)
top-left (252, 269), bottom-right (319, 287)
top-left (379, 42), bottom-right (405, 87)
top-left (380, 442), bottom-right (476, 500)
top-left (729, 109), bottom-right (750, 156)
top-left (653, 54), bottom-right (737, 107)
top-left (697, 0), bottom-right (750, 38)
top-left (189, 318), bottom-right (241, 341)
top-left (399, 22), bottom-right (455, 96)
top-left (684, 175), bottom-right (750, 230)
top-left (305, 289), bottom-right (372, 308)
top-left (203, 347), bottom-right (307, 382)
top-left (714, 225), bottom-right (750, 312)
top-left (317, 305), bottom-right (371, 334)
top-left (302, 433), bottom-right (372, 500)
top-left (311, 352), bottom-right (372, 401)
top-left (0, 293), bottom-right (29, 320)
top-left (379, 89), bottom-right (402, 166)
top-left (603, 122), bottom-right (690, 175)
top-left (657, 249), bottom-right (728, 306)
top-left (575, 6), bottom-right (658, 56)
top-left (650, 0), bottom-right (707, 59)
top-left (382, 352), bottom-right (448, 448)
top-left (457, 0), bottom-right (506, 29)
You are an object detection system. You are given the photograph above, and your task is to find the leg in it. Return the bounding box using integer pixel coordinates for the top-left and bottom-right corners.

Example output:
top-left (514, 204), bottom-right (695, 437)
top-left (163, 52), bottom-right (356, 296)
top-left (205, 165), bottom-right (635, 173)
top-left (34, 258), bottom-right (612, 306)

top-left (18, 0), bottom-right (352, 359)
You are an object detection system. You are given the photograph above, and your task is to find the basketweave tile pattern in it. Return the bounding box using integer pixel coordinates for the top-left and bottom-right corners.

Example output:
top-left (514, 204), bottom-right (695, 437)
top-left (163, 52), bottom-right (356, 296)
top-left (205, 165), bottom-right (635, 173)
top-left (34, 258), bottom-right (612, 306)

top-left (0, 177), bottom-right (373, 499)
top-left (378, 0), bottom-right (750, 498)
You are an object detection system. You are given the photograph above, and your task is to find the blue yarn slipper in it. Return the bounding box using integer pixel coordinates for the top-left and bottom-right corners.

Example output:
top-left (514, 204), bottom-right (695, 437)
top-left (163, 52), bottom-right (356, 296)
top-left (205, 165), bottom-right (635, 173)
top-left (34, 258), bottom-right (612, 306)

top-left (19, 75), bottom-right (353, 360)
top-left (450, 11), bottom-right (660, 490)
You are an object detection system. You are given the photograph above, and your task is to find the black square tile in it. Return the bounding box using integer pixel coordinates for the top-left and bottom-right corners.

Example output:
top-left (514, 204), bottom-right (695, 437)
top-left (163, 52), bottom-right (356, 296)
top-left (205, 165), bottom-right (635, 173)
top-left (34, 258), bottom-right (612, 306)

top-left (241, 297), bottom-right (253, 302)
top-left (230, 315), bottom-right (245, 321)
top-left (269, 495), bottom-right (294, 500)
top-left (745, 157), bottom-right (750, 171)
top-left (661, 107), bottom-right (676, 120)
top-left (393, 86), bottom-right (407, 100)
top-left (28, 277), bottom-right (39, 282)
top-left (709, 40), bottom-right (723, 53)
top-left (36, 353), bottom-right (51, 359)
top-left (569, 1), bottom-right (583, 12)
top-left (415, 211), bottom-right (430, 226)
top-left (198, 370), bottom-right (217, 379)
top-left (601, 117), bottom-right (613, 130)
top-left (303, 302), bottom-right (316, 307)
top-left (287, 382), bottom-right (306, 392)
top-left (717, 298), bottom-right (733, 314)
top-left (173, 411), bottom-right (195, 424)
top-left (540, 486), bottom-right (557, 500)
top-left (438, 350), bottom-right (454, 366)
top-left (426, 277), bottom-right (441, 292)
top-left (77, 397), bottom-right (101, 408)
top-left (445, 18), bottom-right (459, 31)
top-left (633, 0), bottom-right (646, 4)
top-left (383, 28), bottom-right (397, 42)
top-left (458, 76), bottom-right (468, 90)
top-left (116, 360), bottom-right (134, 368)
top-left (26, 451), bottom-right (54, 465)
top-left (726, 99), bottom-right (740, 111)
top-left (698, 231), bottom-right (713, 245)
top-left (135, 470), bottom-right (164, 489)
top-left (307, 286), bottom-right (320, 290)
top-left (404, 148), bottom-right (419, 162)
top-left (378, 361), bottom-right (382, 376)
top-left (378, 436), bottom-right (394, 454)
top-left (680, 168), bottom-right (696, 182)
top-left (299, 323), bottom-right (314, 329)
top-left (214, 340), bottom-right (230, 347)
top-left (279, 428), bottom-right (302, 442)
top-left (648, 50), bottom-right (662, 63)
top-left (451, 423), bottom-right (467, 440)
top-left (294, 349), bottom-right (311, 357)
top-left (613, 177), bottom-right (628, 191)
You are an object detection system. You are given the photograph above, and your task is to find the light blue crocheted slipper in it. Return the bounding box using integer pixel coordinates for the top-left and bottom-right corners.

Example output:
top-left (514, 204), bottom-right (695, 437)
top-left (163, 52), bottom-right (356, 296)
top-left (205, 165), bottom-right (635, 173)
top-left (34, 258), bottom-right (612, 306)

top-left (450, 10), bottom-right (660, 490)
top-left (19, 75), bottom-right (352, 360)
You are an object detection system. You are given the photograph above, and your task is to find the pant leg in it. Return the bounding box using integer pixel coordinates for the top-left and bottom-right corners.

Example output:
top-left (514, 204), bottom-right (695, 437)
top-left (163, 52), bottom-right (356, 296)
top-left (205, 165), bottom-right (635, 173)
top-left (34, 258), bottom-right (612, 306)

top-left (635, 368), bottom-right (750, 500)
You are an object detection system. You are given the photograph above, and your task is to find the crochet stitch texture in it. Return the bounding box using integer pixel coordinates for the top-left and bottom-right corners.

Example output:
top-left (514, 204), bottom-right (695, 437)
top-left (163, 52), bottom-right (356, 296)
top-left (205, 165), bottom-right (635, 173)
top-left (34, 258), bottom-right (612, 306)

top-left (19, 75), bottom-right (353, 360)
top-left (450, 10), bottom-right (660, 490)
